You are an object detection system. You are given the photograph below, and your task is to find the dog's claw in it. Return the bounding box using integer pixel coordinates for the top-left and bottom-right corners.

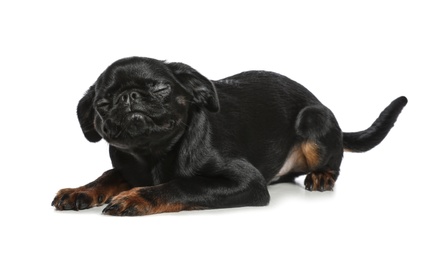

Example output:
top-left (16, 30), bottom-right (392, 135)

top-left (102, 204), bottom-right (118, 214)
top-left (305, 182), bottom-right (312, 191)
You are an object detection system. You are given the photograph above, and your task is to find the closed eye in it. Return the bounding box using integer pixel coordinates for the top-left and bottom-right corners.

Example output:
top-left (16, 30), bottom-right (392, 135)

top-left (152, 83), bottom-right (171, 94)
top-left (95, 99), bottom-right (110, 109)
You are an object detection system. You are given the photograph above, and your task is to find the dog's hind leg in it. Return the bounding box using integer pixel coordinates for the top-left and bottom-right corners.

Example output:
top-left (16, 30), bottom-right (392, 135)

top-left (294, 105), bottom-right (344, 191)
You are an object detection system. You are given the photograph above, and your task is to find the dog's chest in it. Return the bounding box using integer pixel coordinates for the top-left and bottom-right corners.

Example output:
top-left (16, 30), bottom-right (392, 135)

top-left (116, 153), bottom-right (167, 186)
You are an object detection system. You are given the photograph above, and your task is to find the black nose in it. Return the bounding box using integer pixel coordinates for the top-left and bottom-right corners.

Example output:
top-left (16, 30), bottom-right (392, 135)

top-left (117, 90), bottom-right (141, 105)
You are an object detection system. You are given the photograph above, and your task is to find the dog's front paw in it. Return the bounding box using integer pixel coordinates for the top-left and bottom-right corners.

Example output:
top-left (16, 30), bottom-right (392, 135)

top-left (304, 172), bottom-right (337, 192)
top-left (102, 188), bottom-right (151, 216)
top-left (102, 187), bottom-right (189, 216)
top-left (52, 187), bottom-right (106, 210)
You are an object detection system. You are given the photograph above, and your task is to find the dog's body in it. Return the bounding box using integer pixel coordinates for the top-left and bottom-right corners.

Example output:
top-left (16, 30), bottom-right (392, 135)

top-left (52, 57), bottom-right (407, 216)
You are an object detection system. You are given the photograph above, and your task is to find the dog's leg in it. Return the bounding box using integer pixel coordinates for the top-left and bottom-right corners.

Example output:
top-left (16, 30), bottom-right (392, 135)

top-left (52, 169), bottom-right (131, 210)
top-left (295, 105), bottom-right (344, 191)
top-left (102, 160), bottom-right (270, 216)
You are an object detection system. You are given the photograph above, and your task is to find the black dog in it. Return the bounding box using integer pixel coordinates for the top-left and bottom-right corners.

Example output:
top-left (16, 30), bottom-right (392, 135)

top-left (52, 57), bottom-right (407, 216)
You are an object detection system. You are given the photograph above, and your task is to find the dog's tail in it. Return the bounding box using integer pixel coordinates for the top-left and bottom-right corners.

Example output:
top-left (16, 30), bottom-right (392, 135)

top-left (343, 96), bottom-right (408, 152)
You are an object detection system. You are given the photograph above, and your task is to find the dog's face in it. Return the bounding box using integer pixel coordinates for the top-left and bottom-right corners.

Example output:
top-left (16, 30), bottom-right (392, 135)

top-left (77, 57), bottom-right (219, 151)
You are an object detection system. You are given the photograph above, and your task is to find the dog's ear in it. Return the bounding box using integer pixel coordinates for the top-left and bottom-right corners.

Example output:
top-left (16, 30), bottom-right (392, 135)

top-left (167, 62), bottom-right (219, 112)
top-left (77, 85), bottom-right (102, 142)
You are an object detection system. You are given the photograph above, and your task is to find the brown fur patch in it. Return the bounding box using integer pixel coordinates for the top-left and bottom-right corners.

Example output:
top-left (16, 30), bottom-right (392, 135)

top-left (103, 187), bottom-right (192, 216)
top-left (277, 141), bottom-right (320, 176)
top-left (301, 141), bottom-right (320, 169)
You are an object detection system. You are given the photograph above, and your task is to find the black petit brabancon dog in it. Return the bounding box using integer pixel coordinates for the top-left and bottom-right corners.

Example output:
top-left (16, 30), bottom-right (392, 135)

top-left (52, 57), bottom-right (407, 216)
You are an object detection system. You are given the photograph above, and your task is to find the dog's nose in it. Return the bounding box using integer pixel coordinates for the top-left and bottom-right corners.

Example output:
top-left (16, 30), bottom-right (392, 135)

top-left (118, 90), bottom-right (141, 105)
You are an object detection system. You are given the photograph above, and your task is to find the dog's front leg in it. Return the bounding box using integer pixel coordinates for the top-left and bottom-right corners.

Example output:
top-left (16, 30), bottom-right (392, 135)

top-left (102, 160), bottom-right (270, 216)
top-left (52, 169), bottom-right (131, 211)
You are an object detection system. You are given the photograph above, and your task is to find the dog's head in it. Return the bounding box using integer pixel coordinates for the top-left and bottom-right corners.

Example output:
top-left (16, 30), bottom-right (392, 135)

top-left (77, 57), bottom-right (219, 151)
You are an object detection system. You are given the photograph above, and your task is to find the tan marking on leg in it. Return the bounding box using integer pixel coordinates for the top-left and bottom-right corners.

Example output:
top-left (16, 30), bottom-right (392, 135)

top-left (301, 141), bottom-right (320, 169)
top-left (103, 187), bottom-right (199, 216)
top-left (275, 141), bottom-right (320, 179)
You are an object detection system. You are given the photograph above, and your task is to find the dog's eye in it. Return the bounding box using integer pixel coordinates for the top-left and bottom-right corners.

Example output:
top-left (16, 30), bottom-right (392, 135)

top-left (152, 84), bottom-right (171, 95)
top-left (95, 99), bottom-right (110, 110)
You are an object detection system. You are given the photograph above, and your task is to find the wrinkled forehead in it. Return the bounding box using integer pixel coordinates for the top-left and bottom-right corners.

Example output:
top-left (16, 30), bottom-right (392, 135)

top-left (97, 58), bottom-right (174, 88)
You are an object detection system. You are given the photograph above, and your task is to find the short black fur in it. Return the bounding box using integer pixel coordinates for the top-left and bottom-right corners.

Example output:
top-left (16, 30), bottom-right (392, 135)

top-left (52, 57), bottom-right (407, 216)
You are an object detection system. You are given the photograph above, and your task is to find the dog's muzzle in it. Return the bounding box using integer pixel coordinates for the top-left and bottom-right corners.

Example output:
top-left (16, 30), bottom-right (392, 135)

top-left (102, 112), bottom-right (152, 139)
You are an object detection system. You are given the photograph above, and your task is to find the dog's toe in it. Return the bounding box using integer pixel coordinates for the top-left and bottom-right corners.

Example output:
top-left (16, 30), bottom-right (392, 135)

top-left (52, 188), bottom-right (100, 211)
top-left (102, 198), bottom-right (144, 216)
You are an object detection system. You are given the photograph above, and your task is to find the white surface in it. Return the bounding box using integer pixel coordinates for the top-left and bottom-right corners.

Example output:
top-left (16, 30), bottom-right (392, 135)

top-left (1, 1), bottom-right (436, 259)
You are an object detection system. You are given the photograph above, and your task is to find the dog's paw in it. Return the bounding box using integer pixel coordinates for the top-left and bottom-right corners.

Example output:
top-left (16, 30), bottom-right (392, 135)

top-left (102, 187), bottom-right (189, 216)
top-left (304, 172), bottom-right (336, 192)
top-left (102, 188), bottom-right (151, 216)
top-left (52, 187), bottom-right (106, 210)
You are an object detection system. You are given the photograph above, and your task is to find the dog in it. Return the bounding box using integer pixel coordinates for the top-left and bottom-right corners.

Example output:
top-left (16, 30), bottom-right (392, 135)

top-left (52, 57), bottom-right (407, 216)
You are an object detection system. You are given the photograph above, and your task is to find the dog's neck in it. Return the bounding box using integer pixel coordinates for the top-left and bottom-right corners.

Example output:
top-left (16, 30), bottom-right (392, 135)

top-left (174, 109), bottom-right (217, 177)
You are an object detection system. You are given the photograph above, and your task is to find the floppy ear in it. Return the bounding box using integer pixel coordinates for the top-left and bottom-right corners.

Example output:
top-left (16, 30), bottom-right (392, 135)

top-left (167, 62), bottom-right (220, 112)
top-left (77, 85), bottom-right (102, 142)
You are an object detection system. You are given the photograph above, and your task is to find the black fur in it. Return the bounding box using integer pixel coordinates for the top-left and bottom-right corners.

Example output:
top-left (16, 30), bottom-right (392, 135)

top-left (343, 96), bottom-right (408, 152)
top-left (52, 57), bottom-right (407, 216)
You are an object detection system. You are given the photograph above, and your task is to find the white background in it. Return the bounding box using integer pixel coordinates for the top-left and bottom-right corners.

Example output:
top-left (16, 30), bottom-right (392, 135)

top-left (1, 0), bottom-right (437, 259)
